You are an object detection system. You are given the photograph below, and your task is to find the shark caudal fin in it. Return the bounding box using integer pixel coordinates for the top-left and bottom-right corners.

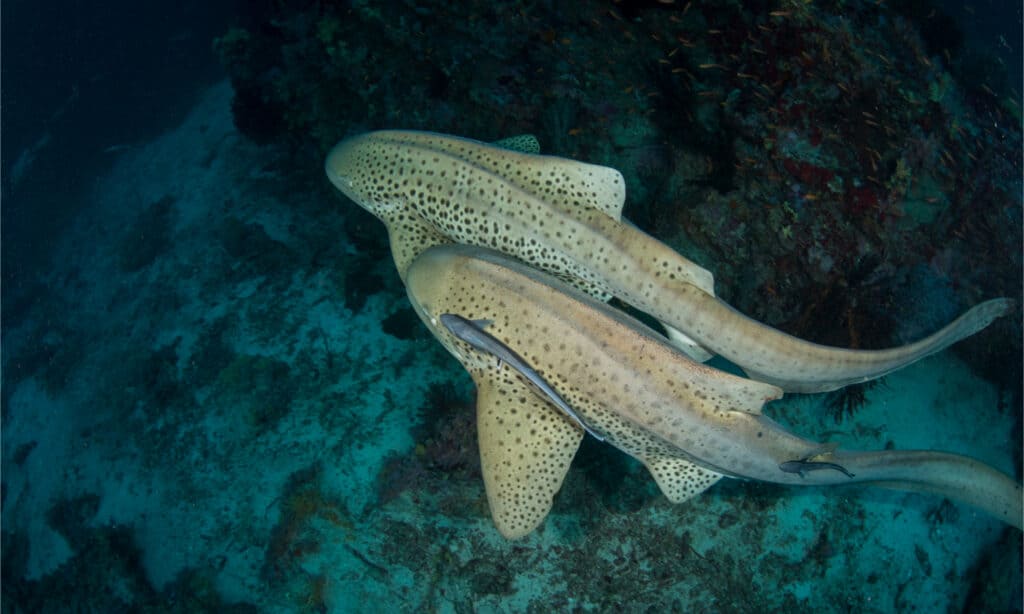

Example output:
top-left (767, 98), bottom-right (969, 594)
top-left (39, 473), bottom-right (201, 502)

top-left (642, 455), bottom-right (724, 503)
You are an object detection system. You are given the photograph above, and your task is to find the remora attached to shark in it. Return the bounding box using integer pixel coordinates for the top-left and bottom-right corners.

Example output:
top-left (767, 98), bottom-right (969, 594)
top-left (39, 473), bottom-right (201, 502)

top-left (326, 130), bottom-right (1013, 393)
top-left (404, 245), bottom-right (1022, 539)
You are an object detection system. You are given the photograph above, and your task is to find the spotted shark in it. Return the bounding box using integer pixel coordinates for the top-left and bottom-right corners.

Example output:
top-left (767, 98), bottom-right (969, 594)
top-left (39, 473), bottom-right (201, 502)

top-left (325, 130), bottom-right (1013, 393)
top-left (404, 244), bottom-right (1022, 539)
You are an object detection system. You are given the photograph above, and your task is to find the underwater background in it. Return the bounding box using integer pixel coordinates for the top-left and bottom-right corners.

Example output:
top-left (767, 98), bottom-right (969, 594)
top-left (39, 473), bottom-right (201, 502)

top-left (2, 1), bottom-right (1022, 612)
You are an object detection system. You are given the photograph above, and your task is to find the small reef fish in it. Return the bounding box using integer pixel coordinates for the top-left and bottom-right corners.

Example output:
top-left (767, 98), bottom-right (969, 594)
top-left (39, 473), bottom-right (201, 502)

top-left (403, 244), bottom-right (1022, 539)
top-left (325, 130), bottom-right (1013, 393)
top-left (439, 313), bottom-right (604, 441)
top-left (779, 457), bottom-right (855, 478)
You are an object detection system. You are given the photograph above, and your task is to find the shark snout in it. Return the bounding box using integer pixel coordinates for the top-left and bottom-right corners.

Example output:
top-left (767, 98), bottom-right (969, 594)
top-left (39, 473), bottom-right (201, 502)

top-left (324, 137), bottom-right (361, 199)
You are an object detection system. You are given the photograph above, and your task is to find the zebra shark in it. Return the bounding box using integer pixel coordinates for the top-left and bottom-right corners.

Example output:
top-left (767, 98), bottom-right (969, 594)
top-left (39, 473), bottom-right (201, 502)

top-left (402, 244), bottom-right (1022, 539)
top-left (325, 130), bottom-right (1012, 393)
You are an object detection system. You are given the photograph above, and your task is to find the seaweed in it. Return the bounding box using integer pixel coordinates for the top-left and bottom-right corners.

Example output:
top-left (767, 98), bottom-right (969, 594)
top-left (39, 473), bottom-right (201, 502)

top-left (262, 464), bottom-right (352, 614)
top-left (824, 381), bottom-right (879, 423)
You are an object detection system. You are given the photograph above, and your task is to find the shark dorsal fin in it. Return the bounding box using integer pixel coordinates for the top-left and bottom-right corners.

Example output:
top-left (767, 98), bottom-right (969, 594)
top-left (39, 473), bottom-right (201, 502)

top-left (490, 134), bottom-right (625, 220)
top-left (472, 368), bottom-right (584, 539)
top-left (493, 134), bottom-right (541, 154)
top-left (662, 323), bottom-right (715, 362)
top-left (642, 455), bottom-right (724, 503)
top-left (517, 157), bottom-right (627, 221)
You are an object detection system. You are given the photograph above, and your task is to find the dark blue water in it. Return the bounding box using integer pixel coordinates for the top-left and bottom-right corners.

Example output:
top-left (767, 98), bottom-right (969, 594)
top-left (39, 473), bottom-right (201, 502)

top-left (3, 1), bottom-right (1021, 611)
top-left (1, 0), bottom-right (245, 288)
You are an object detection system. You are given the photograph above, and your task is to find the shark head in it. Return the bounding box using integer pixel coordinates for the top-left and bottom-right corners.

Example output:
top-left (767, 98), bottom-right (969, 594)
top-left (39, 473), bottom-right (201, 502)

top-left (324, 132), bottom-right (388, 215)
top-left (404, 245), bottom-right (467, 361)
top-left (325, 129), bottom-right (639, 291)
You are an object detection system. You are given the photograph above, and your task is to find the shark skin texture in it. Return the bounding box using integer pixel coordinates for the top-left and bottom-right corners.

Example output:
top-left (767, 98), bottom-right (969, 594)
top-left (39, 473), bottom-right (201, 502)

top-left (325, 129), bottom-right (1014, 393)
top-left (403, 244), bottom-right (1023, 539)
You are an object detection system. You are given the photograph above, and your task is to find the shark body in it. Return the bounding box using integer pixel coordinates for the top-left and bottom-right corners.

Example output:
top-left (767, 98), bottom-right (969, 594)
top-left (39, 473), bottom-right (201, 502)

top-left (405, 244), bottom-right (1022, 539)
top-left (326, 130), bottom-right (1012, 393)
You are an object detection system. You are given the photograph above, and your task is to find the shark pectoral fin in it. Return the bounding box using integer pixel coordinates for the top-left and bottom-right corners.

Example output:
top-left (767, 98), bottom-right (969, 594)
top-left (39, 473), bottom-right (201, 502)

top-left (493, 134), bottom-right (541, 154)
top-left (382, 216), bottom-right (450, 280)
top-left (472, 371), bottom-right (584, 539)
top-left (661, 323), bottom-right (715, 362)
top-left (642, 455), bottom-right (723, 503)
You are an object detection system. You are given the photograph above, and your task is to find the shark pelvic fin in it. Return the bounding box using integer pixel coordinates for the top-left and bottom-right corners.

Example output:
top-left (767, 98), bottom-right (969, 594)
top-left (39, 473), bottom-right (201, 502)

top-left (662, 322), bottom-right (715, 362)
top-left (642, 455), bottom-right (724, 503)
top-left (472, 368), bottom-right (584, 539)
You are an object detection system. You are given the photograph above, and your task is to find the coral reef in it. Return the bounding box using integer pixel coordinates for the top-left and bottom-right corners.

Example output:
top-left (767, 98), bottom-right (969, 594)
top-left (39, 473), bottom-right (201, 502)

top-left (209, 3), bottom-right (1022, 606)
top-left (376, 381), bottom-right (479, 506)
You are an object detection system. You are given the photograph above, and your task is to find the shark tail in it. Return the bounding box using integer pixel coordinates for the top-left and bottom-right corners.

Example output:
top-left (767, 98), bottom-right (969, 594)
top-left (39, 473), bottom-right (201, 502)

top-left (828, 449), bottom-right (1022, 530)
top-left (730, 297), bottom-right (1014, 393)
